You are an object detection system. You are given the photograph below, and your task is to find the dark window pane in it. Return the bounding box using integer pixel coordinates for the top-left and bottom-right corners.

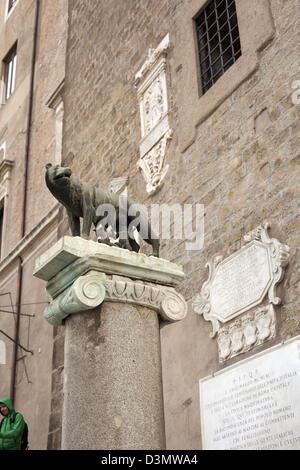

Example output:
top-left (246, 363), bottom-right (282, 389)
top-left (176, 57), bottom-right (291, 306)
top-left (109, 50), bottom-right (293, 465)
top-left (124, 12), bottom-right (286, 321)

top-left (195, 0), bottom-right (242, 95)
top-left (8, 0), bottom-right (18, 12)
top-left (3, 44), bottom-right (17, 102)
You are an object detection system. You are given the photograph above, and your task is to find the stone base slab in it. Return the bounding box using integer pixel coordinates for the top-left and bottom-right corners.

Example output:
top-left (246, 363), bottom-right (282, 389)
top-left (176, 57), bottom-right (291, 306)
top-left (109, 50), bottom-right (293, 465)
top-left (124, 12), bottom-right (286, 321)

top-left (33, 237), bottom-right (187, 326)
top-left (33, 236), bottom-right (185, 286)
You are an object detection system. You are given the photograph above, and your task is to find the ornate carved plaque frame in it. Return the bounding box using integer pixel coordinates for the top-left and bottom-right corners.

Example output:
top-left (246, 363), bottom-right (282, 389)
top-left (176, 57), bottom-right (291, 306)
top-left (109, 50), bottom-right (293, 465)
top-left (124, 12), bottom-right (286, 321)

top-left (193, 224), bottom-right (290, 340)
top-left (217, 304), bottom-right (276, 362)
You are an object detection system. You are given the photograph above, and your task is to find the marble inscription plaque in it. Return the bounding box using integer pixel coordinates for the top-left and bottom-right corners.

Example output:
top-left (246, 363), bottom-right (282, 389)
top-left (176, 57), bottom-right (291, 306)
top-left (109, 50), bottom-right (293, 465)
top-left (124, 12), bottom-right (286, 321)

top-left (193, 224), bottom-right (290, 338)
top-left (200, 337), bottom-right (300, 450)
top-left (210, 241), bottom-right (271, 321)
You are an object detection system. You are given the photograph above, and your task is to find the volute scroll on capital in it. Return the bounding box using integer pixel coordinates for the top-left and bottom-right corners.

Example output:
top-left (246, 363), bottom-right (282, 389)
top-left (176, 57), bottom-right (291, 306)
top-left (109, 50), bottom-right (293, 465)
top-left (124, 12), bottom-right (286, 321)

top-left (43, 272), bottom-right (187, 326)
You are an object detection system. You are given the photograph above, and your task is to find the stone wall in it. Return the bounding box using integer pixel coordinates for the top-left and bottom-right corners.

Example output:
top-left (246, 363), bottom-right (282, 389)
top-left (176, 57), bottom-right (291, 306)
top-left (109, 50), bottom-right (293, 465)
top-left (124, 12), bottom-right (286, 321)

top-left (47, 324), bottom-right (65, 450)
top-left (0, 0), bottom-right (36, 255)
top-left (60, 0), bottom-right (299, 449)
top-left (25, 0), bottom-right (68, 235)
top-left (0, 0), bottom-right (67, 253)
top-left (0, 0), bottom-right (68, 450)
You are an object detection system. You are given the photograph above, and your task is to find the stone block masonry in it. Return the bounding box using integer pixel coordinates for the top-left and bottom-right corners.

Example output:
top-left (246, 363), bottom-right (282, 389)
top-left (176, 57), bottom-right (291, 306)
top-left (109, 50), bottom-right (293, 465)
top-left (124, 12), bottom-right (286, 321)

top-left (59, 0), bottom-right (300, 450)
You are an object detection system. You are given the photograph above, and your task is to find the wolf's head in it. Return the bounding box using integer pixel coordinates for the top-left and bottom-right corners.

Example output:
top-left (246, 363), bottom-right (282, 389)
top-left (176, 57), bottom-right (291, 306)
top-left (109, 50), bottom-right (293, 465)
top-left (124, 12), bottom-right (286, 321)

top-left (45, 163), bottom-right (72, 190)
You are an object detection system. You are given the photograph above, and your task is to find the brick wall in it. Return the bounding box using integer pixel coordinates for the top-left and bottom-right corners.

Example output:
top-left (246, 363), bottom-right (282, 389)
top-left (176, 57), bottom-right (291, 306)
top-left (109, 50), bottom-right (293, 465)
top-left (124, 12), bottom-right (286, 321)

top-left (0, 0), bottom-right (68, 450)
top-left (60, 0), bottom-right (300, 449)
top-left (47, 325), bottom-right (65, 450)
top-left (25, 0), bottom-right (68, 235)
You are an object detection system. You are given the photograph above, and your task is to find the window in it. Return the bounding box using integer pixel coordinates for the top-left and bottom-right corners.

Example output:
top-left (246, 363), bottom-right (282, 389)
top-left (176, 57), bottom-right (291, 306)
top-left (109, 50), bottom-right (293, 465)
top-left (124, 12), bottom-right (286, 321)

top-left (176, 0), bottom-right (274, 151)
top-left (3, 44), bottom-right (17, 102)
top-left (195, 0), bottom-right (241, 95)
top-left (7, 0), bottom-right (18, 14)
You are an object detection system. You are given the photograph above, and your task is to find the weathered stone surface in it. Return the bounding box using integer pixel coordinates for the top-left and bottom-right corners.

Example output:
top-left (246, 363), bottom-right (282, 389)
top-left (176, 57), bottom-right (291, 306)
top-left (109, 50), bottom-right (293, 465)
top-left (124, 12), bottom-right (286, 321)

top-left (3, 0), bottom-right (297, 452)
top-left (36, 237), bottom-right (186, 450)
top-left (62, 303), bottom-right (165, 450)
top-left (34, 238), bottom-right (187, 325)
top-left (34, 236), bottom-right (185, 286)
top-left (193, 224), bottom-right (290, 337)
top-left (217, 304), bottom-right (276, 362)
top-left (44, 163), bottom-right (160, 255)
top-left (200, 337), bottom-right (300, 450)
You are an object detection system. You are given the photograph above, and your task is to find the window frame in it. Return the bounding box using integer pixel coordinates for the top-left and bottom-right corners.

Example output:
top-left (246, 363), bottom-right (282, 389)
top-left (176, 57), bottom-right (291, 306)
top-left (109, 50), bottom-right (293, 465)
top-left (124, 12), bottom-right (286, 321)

top-left (2, 43), bottom-right (17, 103)
top-left (195, 0), bottom-right (242, 96)
top-left (5, 0), bottom-right (19, 19)
top-left (174, 0), bottom-right (275, 152)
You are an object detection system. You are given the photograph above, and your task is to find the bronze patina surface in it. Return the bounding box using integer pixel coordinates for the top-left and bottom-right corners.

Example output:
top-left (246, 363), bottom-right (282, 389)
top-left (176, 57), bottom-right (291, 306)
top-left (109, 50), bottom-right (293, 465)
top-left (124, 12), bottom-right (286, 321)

top-left (45, 164), bottom-right (159, 256)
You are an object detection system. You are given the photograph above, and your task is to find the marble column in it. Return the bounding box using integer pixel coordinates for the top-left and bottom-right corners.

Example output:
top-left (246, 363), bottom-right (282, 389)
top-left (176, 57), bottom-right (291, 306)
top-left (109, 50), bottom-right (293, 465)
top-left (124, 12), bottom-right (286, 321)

top-left (34, 236), bottom-right (187, 450)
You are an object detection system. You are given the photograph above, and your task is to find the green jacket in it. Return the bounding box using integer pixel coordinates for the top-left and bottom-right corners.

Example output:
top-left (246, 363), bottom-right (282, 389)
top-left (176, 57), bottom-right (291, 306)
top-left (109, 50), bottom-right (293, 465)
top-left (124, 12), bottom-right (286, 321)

top-left (0, 398), bottom-right (25, 450)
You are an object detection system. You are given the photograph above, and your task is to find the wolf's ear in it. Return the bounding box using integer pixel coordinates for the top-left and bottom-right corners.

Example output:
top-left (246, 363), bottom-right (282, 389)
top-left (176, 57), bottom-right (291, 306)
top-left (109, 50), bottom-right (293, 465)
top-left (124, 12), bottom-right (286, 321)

top-left (45, 163), bottom-right (52, 170)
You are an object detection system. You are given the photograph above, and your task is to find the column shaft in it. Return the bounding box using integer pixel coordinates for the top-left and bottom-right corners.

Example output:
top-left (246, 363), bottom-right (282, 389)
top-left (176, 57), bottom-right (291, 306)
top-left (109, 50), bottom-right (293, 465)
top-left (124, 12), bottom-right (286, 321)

top-left (62, 302), bottom-right (166, 450)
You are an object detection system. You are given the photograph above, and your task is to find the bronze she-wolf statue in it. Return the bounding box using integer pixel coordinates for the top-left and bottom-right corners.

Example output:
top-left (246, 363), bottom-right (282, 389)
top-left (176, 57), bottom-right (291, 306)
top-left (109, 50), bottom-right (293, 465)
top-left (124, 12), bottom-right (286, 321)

top-left (45, 164), bottom-right (160, 257)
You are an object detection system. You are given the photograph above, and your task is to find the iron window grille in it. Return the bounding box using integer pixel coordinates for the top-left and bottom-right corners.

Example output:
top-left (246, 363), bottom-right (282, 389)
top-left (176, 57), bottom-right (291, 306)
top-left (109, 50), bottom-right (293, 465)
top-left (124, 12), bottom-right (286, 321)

top-left (3, 44), bottom-right (17, 102)
top-left (195, 0), bottom-right (242, 95)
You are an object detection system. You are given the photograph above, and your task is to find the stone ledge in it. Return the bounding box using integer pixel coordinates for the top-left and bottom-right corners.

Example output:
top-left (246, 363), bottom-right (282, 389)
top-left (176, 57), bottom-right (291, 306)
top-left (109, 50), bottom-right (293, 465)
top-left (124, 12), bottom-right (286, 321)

top-left (0, 203), bottom-right (60, 276)
top-left (33, 236), bottom-right (185, 287)
top-left (34, 237), bottom-right (187, 326)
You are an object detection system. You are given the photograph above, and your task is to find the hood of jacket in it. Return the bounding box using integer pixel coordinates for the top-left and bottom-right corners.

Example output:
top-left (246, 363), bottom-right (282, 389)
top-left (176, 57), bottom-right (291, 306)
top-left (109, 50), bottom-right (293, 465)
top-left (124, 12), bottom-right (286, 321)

top-left (0, 398), bottom-right (15, 417)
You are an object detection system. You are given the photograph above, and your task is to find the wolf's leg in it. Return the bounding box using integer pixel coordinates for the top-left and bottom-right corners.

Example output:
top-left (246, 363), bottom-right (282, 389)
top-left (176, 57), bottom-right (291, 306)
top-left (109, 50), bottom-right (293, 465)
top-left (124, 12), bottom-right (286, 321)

top-left (151, 238), bottom-right (160, 257)
top-left (129, 236), bottom-right (140, 253)
top-left (119, 239), bottom-right (133, 251)
top-left (67, 210), bottom-right (80, 236)
top-left (82, 192), bottom-right (95, 239)
top-left (144, 219), bottom-right (160, 257)
top-left (82, 207), bottom-right (94, 239)
top-left (118, 227), bottom-right (133, 250)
